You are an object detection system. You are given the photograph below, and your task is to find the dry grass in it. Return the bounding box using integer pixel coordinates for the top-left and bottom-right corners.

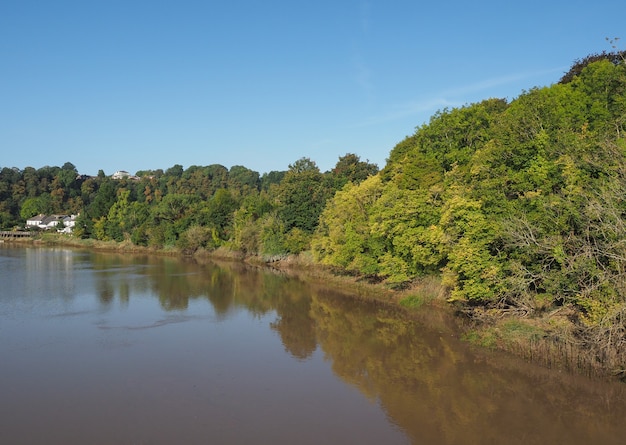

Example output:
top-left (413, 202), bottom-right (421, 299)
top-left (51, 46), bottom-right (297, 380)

top-left (462, 306), bottom-right (626, 380)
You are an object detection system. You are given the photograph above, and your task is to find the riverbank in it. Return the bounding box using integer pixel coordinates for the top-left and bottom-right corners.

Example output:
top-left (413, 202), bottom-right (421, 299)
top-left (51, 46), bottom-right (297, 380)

top-left (200, 244), bottom-right (626, 381)
top-left (260, 252), bottom-right (620, 381)
top-left (7, 233), bottom-right (622, 381)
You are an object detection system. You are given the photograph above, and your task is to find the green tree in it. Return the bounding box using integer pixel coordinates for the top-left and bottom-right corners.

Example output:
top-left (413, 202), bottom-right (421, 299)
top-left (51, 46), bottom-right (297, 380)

top-left (261, 170), bottom-right (286, 191)
top-left (437, 191), bottom-right (504, 302)
top-left (329, 153), bottom-right (379, 189)
top-left (177, 224), bottom-right (216, 254)
top-left (259, 213), bottom-right (287, 257)
top-left (370, 183), bottom-right (444, 283)
top-left (196, 188), bottom-right (238, 240)
top-left (313, 176), bottom-right (385, 275)
top-left (19, 197), bottom-right (45, 220)
top-left (228, 165), bottom-right (260, 195)
top-left (86, 178), bottom-right (119, 220)
top-left (277, 158), bottom-right (331, 234)
top-left (231, 192), bottom-right (274, 254)
top-left (105, 189), bottom-right (150, 241)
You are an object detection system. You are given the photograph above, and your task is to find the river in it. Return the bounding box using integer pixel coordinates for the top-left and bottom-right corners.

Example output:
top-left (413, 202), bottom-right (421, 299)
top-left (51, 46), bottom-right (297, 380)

top-left (1, 245), bottom-right (626, 444)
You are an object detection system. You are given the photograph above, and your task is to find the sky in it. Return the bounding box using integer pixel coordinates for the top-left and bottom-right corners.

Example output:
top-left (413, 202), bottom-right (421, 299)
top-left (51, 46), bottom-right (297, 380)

top-left (1, 0), bottom-right (624, 176)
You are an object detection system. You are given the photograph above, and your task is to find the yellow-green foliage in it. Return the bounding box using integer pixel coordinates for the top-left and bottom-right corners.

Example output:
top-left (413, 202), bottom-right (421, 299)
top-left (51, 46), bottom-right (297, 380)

top-left (314, 57), bottom-right (626, 325)
top-left (312, 176), bottom-right (384, 274)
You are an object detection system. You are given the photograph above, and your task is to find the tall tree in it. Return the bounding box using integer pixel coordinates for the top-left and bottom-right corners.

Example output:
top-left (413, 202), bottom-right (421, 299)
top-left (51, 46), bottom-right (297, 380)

top-left (277, 158), bottom-right (331, 234)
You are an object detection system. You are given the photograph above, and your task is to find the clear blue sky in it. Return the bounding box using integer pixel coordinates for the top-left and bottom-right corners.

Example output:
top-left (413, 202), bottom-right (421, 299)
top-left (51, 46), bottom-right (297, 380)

top-left (1, 1), bottom-right (623, 176)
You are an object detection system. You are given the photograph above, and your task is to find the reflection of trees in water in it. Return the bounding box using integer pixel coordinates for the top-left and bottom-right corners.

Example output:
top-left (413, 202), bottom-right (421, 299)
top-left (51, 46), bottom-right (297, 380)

top-left (91, 253), bottom-right (321, 359)
top-left (95, 278), bottom-right (115, 306)
top-left (268, 280), bottom-right (317, 360)
top-left (90, 254), bottom-right (235, 312)
top-left (88, 252), bottom-right (626, 444)
top-left (307, 289), bottom-right (626, 445)
top-left (151, 259), bottom-right (203, 311)
top-left (215, 264), bottom-right (318, 360)
top-left (91, 253), bottom-right (152, 307)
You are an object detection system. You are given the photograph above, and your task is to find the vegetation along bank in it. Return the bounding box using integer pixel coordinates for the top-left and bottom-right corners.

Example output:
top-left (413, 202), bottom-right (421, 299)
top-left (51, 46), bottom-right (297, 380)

top-left (2, 52), bottom-right (626, 380)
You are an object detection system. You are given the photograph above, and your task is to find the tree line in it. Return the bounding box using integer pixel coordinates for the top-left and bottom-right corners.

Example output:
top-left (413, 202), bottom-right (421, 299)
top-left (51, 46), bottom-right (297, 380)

top-left (0, 155), bottom-right (378, 256)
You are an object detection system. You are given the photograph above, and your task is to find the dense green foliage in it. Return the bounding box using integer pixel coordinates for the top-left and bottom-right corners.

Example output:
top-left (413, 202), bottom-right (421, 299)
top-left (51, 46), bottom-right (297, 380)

top-left (0, 154), bottom-right (378, 259)
top-left (312, 54), bottom-right (626, 369)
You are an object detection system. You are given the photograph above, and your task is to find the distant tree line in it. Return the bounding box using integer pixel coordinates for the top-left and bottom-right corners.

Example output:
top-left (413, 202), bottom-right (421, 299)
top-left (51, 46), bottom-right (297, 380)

top-left (0, 154), bottom-right (378, 257)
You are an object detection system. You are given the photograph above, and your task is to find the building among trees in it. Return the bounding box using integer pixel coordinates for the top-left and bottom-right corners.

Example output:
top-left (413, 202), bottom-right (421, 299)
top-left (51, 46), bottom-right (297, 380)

top-left (26, 214), bottom-right (77, 233)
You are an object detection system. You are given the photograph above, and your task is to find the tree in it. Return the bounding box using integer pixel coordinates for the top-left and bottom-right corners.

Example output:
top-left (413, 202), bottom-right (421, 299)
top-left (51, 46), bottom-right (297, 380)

top-left (288, 157), bottom-right (318, 174)
top-left (330, 153), bottom-right (379, 189)
top-left (312, 176), bottom-right (385, 275)
top-left (261, 170), bottom-right (286, 191)
top-left (258, 213), bottom-right (287, 257)
top-left (86, 178), bottom-right (119, 220)
top-left (177, 224), bottom-right (216, 253)
top-left (437, 191), bottom-right (504, 303)
top-left (228, 165), bottom-right (260, 194)
top-left (19, 197), bottom-right (45, 220)
top-left (231, 192), bottom-right (274, 254)
top-left (371, 183), bottom-right (444, 282)
top-left (61, 162), bottom-right (77, 172)
top-left (105, 189), bottom-right (150, 241)
top-left (196, 188), bottom-right (238, 240)
top-left (559, 50), bottom-right (626, 84)
top-left (277, 158), bottom-right (331, 234)
top-left (165, 164), bottom-right (184, 178)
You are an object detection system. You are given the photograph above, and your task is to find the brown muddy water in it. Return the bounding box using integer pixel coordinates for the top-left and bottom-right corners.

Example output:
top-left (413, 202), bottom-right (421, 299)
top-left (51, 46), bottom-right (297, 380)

top-left (1, 245), bottom-right (626, 445)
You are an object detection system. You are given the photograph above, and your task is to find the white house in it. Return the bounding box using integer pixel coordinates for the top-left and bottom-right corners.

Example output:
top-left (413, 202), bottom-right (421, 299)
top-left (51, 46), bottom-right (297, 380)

top-left (26, 214), bottom-right (46, 228)
top-left (41, 215), bottom-right (65, 230)
top-left (112, 170), bottom-right (131, 179)
top-left (25, 214), bottom-right (78, 233)
top-left (59, 215), bottom-right (77, 233)
top-left (111, 170), bottom-right (139, 180)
